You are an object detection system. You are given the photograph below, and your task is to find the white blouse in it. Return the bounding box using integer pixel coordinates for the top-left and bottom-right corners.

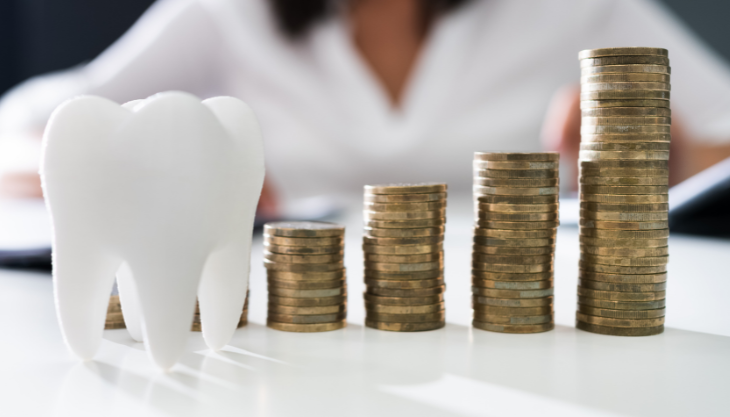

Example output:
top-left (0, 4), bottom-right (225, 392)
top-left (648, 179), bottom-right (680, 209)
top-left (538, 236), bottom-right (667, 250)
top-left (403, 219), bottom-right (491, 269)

top-left (1, 0), bottom-right (730, 204)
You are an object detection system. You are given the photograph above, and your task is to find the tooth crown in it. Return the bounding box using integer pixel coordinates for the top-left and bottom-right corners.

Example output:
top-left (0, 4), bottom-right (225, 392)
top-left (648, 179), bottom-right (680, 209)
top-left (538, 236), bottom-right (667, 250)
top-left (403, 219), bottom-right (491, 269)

top-left (41, 92), bottom-right (265, 369)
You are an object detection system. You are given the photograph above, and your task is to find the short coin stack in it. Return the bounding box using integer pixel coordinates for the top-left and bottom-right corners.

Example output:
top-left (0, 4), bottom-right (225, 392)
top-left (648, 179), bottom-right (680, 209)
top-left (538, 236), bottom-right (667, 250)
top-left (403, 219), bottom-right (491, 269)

top-left (264, 221), bottom-right (347, 332)
top-left (104, 295), bottom-right (124, 329)
top-left (577, 47), bottom-right (670, 336)
top-left (191, 291), bottom-right (249, 332)
top-left (363, 183), bottom-right (447, 332)
top-left (472, 152), bottom-right (559, 333)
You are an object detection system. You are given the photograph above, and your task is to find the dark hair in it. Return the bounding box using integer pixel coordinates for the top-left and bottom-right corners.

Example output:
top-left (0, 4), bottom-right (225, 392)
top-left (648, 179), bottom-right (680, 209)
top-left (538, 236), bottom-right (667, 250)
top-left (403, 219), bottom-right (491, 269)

top-left (269, 0), bottom-right (472, 39)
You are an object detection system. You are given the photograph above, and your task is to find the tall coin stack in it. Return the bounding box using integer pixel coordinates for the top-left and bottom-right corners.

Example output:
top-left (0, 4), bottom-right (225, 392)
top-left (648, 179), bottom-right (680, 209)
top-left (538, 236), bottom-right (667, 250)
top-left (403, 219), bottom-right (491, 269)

top-left (363, 183), bottom-right (447, 332)
top-left (264, 222), bottom-right (347, 332)
top-left (104, 295), bottom-right (124, 329)
top-left (191, 292), bottom-right (249, 332)
top-left (577, 47), bottom-right (670, 336)
top-left (472, 152), bottom-right (559, 333)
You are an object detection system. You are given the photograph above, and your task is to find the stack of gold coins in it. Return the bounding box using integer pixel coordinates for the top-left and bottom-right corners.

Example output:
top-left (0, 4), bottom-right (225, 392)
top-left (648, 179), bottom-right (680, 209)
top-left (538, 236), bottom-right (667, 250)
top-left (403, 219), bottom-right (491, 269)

top-left (191, 291), bottom-right (249, 332)
top-left (577, 47), bottom-right (669, 336)
top-left (263, 221), bottom-right (347, 332)
top-left (104, 295), bottom-right (124, 329)
top-left (472, 152), bottom-right (559, 333)
top-left (362, 183), bottom-right (447, 332)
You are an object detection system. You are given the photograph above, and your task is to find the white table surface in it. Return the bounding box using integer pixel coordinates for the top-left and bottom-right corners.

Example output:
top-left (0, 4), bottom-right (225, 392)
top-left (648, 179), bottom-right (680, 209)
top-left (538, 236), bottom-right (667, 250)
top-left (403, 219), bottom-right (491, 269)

top-left (1, 195), bottom-right (729, 417)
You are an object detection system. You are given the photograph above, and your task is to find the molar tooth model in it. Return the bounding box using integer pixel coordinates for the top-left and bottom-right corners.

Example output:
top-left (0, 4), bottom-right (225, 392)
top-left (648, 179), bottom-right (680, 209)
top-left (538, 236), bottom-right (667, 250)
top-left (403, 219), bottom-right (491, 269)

top-left (41, 92), bottom-right (265, 369)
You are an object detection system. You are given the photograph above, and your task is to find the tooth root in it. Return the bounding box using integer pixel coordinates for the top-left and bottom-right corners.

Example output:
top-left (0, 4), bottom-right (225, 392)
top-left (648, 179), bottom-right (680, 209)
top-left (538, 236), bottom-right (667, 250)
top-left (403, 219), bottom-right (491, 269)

top-left (198, 243), bottom-right (251, 350)
top-left (129, 257), bottom-right (206, 370)
top-left (116, 263), bottom-right (144, 342)
top-left (53, 243), bottom-right (120, 360)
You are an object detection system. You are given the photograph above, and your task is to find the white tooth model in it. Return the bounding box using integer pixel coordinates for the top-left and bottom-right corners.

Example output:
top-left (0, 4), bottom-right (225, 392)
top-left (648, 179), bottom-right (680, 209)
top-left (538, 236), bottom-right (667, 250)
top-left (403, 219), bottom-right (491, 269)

top-left (40, 92), bottom-right (265, 370)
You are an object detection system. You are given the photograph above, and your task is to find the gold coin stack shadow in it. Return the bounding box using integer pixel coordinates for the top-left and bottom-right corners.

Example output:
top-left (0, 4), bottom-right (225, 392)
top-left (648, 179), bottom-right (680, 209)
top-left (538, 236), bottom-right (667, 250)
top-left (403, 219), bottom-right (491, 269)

top-left (363, 183), bottom-right (447, 332)
top-left (104, 295), bottom-right (124, 329)
top-left (577, 47), bottom-right (670, 336)
top-left (264, 221), bottom-right (347, 332)
top-left (191, 292), bottom-right (249, 332)
top-left (472, 152), bottom-right (559, 333)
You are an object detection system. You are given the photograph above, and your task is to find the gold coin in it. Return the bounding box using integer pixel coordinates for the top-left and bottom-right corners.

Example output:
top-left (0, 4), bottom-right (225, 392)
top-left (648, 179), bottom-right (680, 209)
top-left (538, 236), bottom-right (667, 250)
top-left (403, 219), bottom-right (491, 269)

top-left (473, 295), bottom-right (553, 307)
top-left (268, 304), bottom-right (347, 315)
top-left (577, 287), bottom-right (665, 302)
top-left (473, 152), bottom-right (559, 161)
top-left (267, 313), bottom-right (347, 324)
top-left (581, 91), bottom-right (670, 101)
top-left (362, 243), bottom-right (442, 255)
top-left (268, 286), bottom-right (346, 298)
top-left (473, 245), bottom-right (554, 256)
top-left (581, 125), bottom-right (670, 135)
top-left (365, 302), bottom-right (444, 314)
top-left (365, 278), bottom-right (445, 289)
top-left (471, 287), bottom-right (554, 298)
top-left (580, 228), bottom-right (669, 239)
top-left (268, 278), bottom-right (345, 290)
top-left (579, 202), bottom-right (668, 212)
top-left (577, 304), bottom-right (665, 319)
top-left (579, 261), bottom-right (667, 275)
top-left (579, 150), bottom-right (669, 160)
top-left (362, 235), bottom-right (444, 246)
top-left (479, 211), bottom-right (558, 222)
top-left (576, 312), bottom-right (664, 328)
top-left (579, 278), bottom-right (666, 292)
top-left (581, 55), bottom-right (669, 66)
top-left (580, 176), bottom-right (668, 185)
top-left (263, 252), bottom-right (343, 264)
top-left (579, 219), bottom-right (668, 230)
top-left (474, 228), bottom-right (556, 239)
top-left (579, 236), bottom-right (668, 247)
top-left (581, 106), bottom-right (671, 117)
top-left (472, 270), bottom-right (553, 281)
top-left (266, 270), bottom-right (346, 281)
top-left (581, 133), bottom-right (671, 143)
top-left (366, 311), bottom-right (445, 323)
top-left (364, 192), bottom-right (446, 203)
top-left (364, 218), bottom-right (445, 229)
top-left (267, 320), bottom-right (346, 332)
top-left (364, 226), bottom-right (445, 238)
top-left (364, 269), bottom-right (443, 281)
top-left (580, 99), bottom-right (670, 109)
top-left (476, 194), bottom-right (559, 204)
top-left (475, 161), bottom-right (559, 170)
top-left (365, 183), bottom-right (447, 195)
top-left (474, 168), bottom-right (559, 179)
top-left (268, 295), bottom-right (347, 307)
top-left (473, 321), bottom-right (554, 333)
top-left (105, 322), bottom-right (126, 330)
top-left (581, 116), bottom-right (671, 126)
top-left (477, 220), bottom-right (559, 230)
top-left (364, 209), bottom-right (446, 220)
top-left (473, 305), bottom-right (552, 316)
top-left (580, 245), bottom-right (668, 258)
top-left (367, 286), bottom-right (446, 298)
top-left (580, 253), bottom-right (668, 267)
top-left (264, 234), bottom-right (343, 247)
top-left (576, 320), bottom-right (663, 336)
top-left (478, 203), bottom-right (559, 213)
top-left (578, 296), bottom-right (665, 310)
top-left (473, 177), bottom-right (559, 187)
top-left (365, 252), bottom-right (443, 263)
top-left (473, 236), bottom-right (555, 247)
top-left (474, 186), bottom-right (559, 196)
top-left (472, 254), bottom-right (553, 265)
top-left (581, 184), bottom-right (669, 195)
top-left (474, 313), bottom-right (552, 325)
top-left (365, 319), bottom-right (445, 332)
top-left (580, 168), bottom-right (669, 178)
top-left (580, 210), bottom-right (668, 222)
top-left (581, 73), bottom-right (670, 83)
top-left (472, 279), bottom-right (552, 290)
top-left (264, 243), bottom-right (342, 255)
top-left (264, 221), bottom-right (344, 238)
top-left (364, 293), bottom-right (444, 306)
top-left (580, 194), bottom-right (668, 204)
top-left (581, 159), bottom-right (668, 169)
top-left (365, 260), bottom-right (442, 272)
top-left (264, 260), bottom-right (344, 272)
top-left (579, 47), bottom-right (668, 59)
top-left (581, 63), bottom-right (670, 74)
top-left (364, 201), bottom-right (446, 212)
top-left (582, 82), bottom-right (670, 92)
top-left (473, 262), bottom-right (553, 274)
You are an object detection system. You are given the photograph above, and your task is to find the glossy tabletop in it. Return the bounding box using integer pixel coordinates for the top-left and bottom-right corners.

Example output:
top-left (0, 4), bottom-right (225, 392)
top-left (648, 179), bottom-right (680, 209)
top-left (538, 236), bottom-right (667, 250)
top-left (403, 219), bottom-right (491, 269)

top-left (1, 195), bottom-right (729, 417)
